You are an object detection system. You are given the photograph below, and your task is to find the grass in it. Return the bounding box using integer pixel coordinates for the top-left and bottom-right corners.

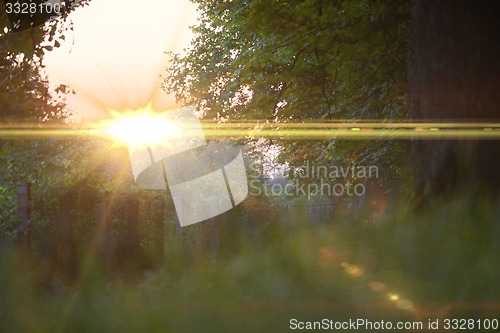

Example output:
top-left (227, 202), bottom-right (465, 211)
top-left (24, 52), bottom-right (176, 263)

top-left (0, 194), bottom-right (499, 332)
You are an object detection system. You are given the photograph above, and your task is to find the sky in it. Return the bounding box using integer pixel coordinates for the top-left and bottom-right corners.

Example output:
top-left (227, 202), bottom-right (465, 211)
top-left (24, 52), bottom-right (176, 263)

top-left (43, 0), bottom-right (198, 121)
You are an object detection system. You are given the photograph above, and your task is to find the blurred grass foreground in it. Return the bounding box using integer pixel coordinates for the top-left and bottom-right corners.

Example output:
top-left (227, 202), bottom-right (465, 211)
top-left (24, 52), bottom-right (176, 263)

top-left (1, 193), bottom-right (499, 333)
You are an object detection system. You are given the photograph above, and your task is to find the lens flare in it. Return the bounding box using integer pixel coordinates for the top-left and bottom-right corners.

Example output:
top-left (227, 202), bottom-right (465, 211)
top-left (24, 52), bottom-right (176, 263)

top-left (104, 105), bottom-right (183, 147)
top-left (396, 299), bottom-right (414, 311)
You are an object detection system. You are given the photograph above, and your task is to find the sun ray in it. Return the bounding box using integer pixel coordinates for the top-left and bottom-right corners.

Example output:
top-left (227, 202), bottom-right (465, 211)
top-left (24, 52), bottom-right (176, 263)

top-left (0, 121), bottom-right (499, 141)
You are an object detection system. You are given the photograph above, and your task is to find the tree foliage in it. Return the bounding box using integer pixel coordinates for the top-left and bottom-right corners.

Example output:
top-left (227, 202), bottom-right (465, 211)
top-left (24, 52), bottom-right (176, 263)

top-left (165, 0), bottom-right (408, 121)
top-left (0, 0), bottom-right (92, 122)
top-left (0, 0), bottom-right (94, 239)
top-left (164, 0), bottom-right (411, 193)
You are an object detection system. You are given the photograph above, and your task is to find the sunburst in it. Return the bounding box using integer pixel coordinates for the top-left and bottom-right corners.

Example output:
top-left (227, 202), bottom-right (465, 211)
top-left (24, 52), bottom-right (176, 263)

top-left (104, 103), bottom-right (184, 152)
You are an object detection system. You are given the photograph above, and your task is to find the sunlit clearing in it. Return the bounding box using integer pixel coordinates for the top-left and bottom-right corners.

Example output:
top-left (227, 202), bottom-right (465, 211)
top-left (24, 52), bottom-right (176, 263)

top-left (105, 106), bottom-right (182, 147)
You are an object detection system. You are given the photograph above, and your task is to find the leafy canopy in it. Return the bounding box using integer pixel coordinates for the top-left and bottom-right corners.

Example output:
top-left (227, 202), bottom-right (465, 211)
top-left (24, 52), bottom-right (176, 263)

top-left (164, 0), bottom-right (410, 191)
top-left (164, 0), bottom-right (408, 122)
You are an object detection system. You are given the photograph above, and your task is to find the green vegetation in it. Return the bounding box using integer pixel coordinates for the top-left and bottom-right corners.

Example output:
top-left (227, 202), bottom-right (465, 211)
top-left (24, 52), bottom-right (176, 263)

top-left (165, 0), bottom-right (408, 121)
top-left (0, 0), bottom-right (95, 240)
top-left (164, 0), bottom-right (411, 194)
top-left (0, 195), bottom-right (498, 332)
top-left (1, 0), bottom-right (499, 331)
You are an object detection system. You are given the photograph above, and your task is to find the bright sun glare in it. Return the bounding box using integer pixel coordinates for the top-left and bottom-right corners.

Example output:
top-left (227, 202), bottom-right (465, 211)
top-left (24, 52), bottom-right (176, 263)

top-left (105, 105), bottom-right (182, 147)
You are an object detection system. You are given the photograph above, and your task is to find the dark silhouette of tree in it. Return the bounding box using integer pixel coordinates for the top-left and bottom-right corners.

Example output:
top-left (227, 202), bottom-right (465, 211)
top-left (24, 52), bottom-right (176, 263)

top-left (0, 0), bottom-right (92, 122)
top-left (409, 0), bottom-right (500, 205)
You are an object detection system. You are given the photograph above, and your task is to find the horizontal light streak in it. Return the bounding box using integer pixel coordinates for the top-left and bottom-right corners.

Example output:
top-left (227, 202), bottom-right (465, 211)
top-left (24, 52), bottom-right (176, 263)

top-left (0, 122), bottom-right (499, 140)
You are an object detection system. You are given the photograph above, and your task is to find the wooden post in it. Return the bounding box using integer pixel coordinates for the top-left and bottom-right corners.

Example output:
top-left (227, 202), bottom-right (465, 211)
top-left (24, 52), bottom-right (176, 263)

top-left (210, 218), bottom-right (219, 253)
top-left (326, 204), bottom-right (331, 220)
top-left (58, 191), bottom-right (77, 278)
top-left (16, 181), bottom-right (31, 249)
top-left (125, 195), bottom-right (139, 258)
top-left (173, 196), bottom-right (183, 238)
top-left (152, 195), bottom-right (164, 264)
top-left (96, 200), bottom-right (108, 259)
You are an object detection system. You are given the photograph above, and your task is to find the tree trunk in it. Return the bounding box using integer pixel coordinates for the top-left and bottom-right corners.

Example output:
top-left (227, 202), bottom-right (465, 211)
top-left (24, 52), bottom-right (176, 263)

top-left (409, 0), bottom-right (500, 206)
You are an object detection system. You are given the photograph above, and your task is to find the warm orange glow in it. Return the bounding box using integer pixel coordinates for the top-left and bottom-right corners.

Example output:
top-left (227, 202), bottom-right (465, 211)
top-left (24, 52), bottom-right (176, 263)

top-left (43, 0), bottom-right (198, 121)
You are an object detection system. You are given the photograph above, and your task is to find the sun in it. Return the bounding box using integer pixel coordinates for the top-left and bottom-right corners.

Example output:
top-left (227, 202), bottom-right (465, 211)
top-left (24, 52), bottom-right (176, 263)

top-left (104, 104), bottom-right (183, 148)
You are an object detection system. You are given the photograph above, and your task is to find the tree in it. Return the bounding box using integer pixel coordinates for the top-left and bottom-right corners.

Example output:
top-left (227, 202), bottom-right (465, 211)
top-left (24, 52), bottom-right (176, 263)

top-left (0, 0), bottom-right (92, 122)
top-left (0, 0), bottom-right (93, 240)
top-left (165, 0), bottom-right (408, 121)
top-left (164, 0), bottom-right (411, 194)
top-left (409, 0), bottom-right (500, 205)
